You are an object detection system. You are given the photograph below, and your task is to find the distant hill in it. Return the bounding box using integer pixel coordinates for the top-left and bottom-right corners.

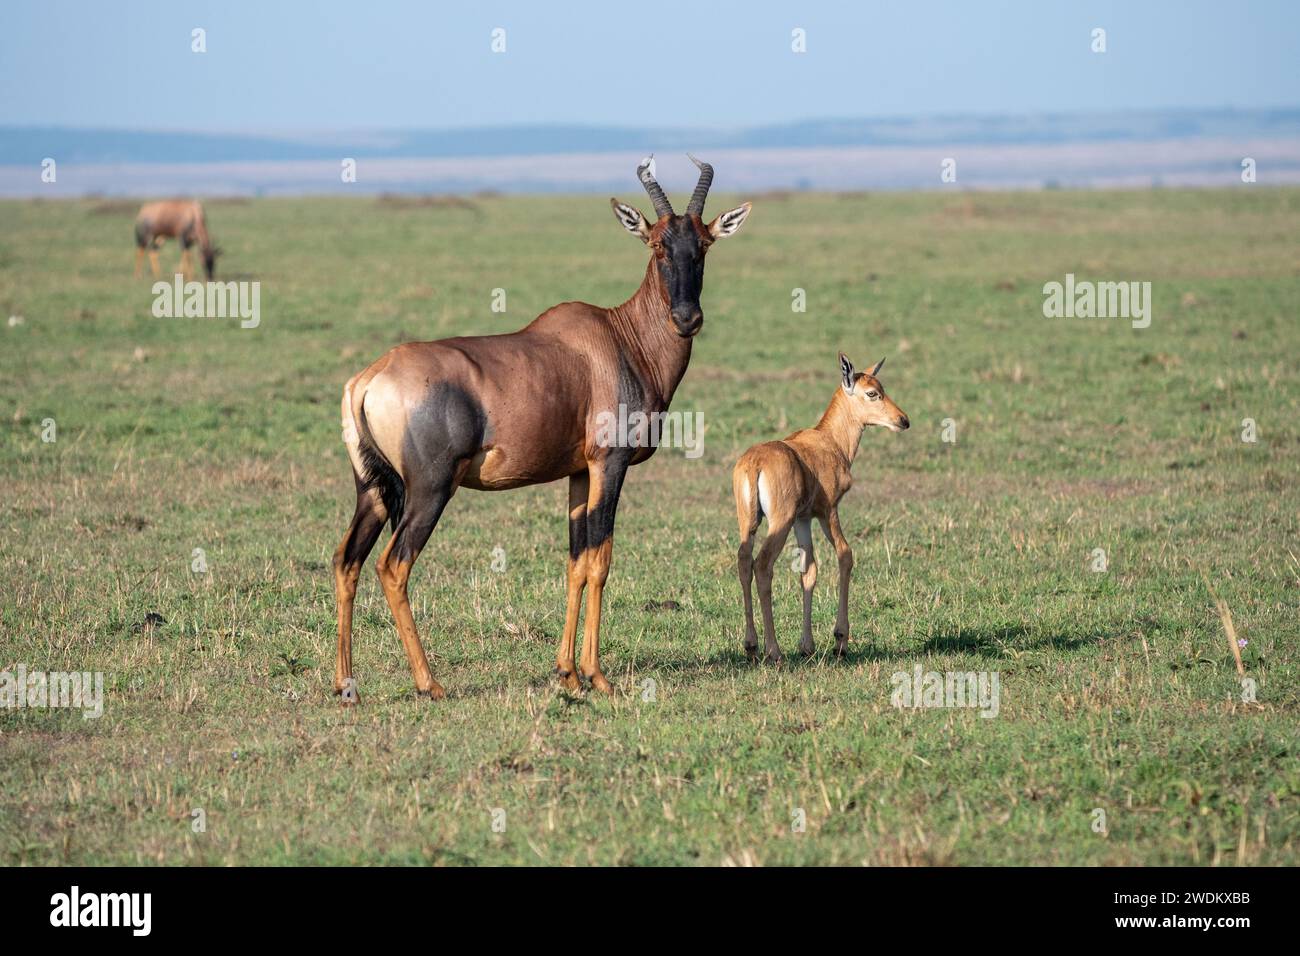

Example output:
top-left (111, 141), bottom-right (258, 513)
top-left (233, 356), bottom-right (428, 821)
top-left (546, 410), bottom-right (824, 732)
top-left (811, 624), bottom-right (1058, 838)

top-left (4, 109), bottom-right (1299, 165)
top-left (4, 109), bottom-right (1299, 197)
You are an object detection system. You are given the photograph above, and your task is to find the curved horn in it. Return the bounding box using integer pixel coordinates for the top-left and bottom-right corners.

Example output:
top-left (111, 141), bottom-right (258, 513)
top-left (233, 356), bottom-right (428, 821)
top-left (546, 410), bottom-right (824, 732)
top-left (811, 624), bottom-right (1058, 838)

top-left (637, 155), bottom-right (674, 219)
top-left (685, 153), bottom-right (714, 217)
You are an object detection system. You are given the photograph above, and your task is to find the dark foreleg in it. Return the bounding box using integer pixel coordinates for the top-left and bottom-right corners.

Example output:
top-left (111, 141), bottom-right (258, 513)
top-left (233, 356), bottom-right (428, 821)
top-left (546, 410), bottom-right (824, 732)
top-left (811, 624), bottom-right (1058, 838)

top-left (576, 453), bottom-right (630, 694)
top-left (556, 471), bottom-right (590, 690)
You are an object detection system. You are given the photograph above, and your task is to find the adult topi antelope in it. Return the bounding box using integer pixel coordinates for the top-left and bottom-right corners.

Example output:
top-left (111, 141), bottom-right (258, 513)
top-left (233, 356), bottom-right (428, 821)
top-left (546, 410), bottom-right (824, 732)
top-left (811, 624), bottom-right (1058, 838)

top-left (133, 200), bottom-right (219, 280)
top-left (334, 157), bottom-right (751, 702)
top-left (733, 353), bottom-right (909, 663)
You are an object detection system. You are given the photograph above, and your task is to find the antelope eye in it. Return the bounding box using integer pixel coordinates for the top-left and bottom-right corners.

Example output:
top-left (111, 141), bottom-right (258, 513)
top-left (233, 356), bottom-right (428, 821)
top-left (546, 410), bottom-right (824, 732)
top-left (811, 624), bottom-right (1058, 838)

top-left (865, 390), bottom-right (879, 400)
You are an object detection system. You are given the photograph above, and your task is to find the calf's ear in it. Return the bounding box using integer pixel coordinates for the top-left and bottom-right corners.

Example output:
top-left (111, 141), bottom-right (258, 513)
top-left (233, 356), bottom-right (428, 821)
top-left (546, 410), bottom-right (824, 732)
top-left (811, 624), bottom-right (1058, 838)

top-left (839, 352), bottom-right (856, 393)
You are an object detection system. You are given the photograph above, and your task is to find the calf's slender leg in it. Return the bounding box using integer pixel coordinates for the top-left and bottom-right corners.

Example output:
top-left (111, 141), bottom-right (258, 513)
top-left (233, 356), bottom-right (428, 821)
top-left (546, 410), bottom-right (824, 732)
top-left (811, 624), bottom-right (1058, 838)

top-left (754, 515), bottom-right (792, 665)
top-left (821, 510), bottom-right (854, 656)
top-left (793, 517), bottom-right (817, 656)
top-left (555, 470), bottom-right (589, 690)
top-left (737, 529), bottom-right (760, 660)
top-left (735, 472), bottom-right (761, 660)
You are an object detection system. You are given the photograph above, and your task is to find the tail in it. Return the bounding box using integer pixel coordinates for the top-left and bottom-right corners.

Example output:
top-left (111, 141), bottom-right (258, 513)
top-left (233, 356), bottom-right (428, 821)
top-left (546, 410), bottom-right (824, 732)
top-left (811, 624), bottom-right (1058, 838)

top-left (342, 378), bottom-right (405, 531)
top-left (732, 454), bottom-right (763, 541)
top-left (194, 206), bottom-right (219, 279)
top-left (356, 426), bottom-right (404, 532)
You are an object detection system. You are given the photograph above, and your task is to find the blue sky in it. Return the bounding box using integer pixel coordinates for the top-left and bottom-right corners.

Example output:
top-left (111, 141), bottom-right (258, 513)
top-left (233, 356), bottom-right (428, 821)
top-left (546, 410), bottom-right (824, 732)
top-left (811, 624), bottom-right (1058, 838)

top-left (2, 0), bottom-right (1297, 131)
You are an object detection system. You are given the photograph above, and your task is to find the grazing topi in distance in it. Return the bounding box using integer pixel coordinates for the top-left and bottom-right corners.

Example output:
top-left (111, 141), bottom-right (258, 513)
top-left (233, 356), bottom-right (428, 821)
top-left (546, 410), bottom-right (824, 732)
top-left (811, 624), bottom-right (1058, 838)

top-left (333, 157), bottom-right (752, 702)
top-left (733, 353), bottom-right (909, 663)
top-left (133, 199), bottom-right (219, 280)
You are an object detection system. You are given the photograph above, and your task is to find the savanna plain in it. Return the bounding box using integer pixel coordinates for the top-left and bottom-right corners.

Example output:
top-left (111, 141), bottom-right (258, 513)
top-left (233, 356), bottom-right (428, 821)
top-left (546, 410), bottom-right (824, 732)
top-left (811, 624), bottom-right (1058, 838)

top-left (0, 187), bottom-right (1296, 864)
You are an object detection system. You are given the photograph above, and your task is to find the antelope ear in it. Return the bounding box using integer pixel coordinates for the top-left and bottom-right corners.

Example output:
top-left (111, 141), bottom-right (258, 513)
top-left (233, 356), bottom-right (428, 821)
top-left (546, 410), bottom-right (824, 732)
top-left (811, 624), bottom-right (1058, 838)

top-left (839, 352), bottom-right (856, 393)
top-left (707, 202), bottom-right (752, 239)
top-left (869, 357), bottom-right (885, 376)
top-left (610, 198), bottom-right (652, 243)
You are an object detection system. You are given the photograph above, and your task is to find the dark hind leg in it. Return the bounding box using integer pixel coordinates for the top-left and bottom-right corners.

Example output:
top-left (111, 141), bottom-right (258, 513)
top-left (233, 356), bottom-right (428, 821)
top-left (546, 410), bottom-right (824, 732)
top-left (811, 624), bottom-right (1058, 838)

top-left (332, 484), bottom-right (387, 704)
top-left (374, 459), bottom-right (468, 699)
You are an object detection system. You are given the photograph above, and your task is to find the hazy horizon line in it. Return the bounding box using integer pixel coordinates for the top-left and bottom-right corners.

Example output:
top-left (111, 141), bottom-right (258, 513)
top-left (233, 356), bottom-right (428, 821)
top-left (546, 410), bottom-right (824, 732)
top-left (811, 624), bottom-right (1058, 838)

top-left (6, 104), bottom-right (1300, 138)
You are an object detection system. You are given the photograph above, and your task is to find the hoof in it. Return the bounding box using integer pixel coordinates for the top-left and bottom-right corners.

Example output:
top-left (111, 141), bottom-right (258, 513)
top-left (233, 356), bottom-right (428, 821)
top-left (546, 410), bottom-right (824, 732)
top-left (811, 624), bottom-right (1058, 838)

top-left (764, 651), bottom-right (784, 667)
top-left (555, 666), bottom-right (582, 692)
top-left (744, 644), bottom-right (758, 662)
top-left (581, 671), bottom-right (614, 695)
top-left (416, 682), bottom-right (447, 701)
top-left (335, 678), bottom-right (360, 706)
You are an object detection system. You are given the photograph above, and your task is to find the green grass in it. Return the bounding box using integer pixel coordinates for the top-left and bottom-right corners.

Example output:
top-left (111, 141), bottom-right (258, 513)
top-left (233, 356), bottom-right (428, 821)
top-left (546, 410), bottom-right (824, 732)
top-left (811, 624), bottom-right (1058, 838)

top-left (0, 188), bottom-right (1297, 865)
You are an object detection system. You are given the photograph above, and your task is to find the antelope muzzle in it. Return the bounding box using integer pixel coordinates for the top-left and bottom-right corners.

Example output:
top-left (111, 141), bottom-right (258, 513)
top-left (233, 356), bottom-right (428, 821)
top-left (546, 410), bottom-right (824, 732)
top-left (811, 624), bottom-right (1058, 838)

top-left (671, 304), bottom-right (704, 337)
